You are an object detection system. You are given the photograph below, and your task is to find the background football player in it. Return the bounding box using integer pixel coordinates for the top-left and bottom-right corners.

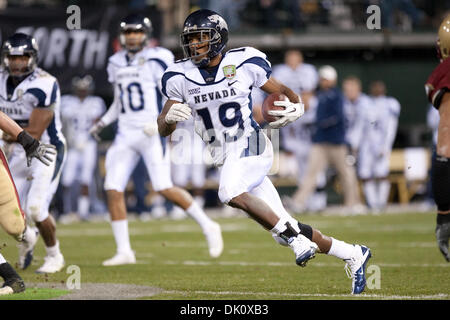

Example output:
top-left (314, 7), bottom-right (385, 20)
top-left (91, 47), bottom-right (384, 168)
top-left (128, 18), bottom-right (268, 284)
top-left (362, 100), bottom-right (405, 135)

top-left (89, 14), bottom-right (223, 266)
top-left (424, 14), bottom-right (450, 262)
top-left (170, 116), bottom-right (208, 220)
top-left (358, 81), bottom-right (400, 212)
top-left (0, 33), bottom-right (66, 274)
top-left (342, 76), bottom-right (371, 167)
top-left (60, 75), bottom-right (106, 222)
top-left (158, 9), bottom-right (372, 294)
top-left (272, 50), bottom-right (327, 212)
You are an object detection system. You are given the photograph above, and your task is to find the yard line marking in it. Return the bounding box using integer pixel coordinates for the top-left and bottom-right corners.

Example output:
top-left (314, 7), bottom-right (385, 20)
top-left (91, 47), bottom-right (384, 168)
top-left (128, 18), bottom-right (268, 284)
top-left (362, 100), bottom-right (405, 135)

top-left (163, 260), bottom-right (450, 268)
top-left (397, 242), bottom-right (436, 248)
top-left (55, 223), bottom-right (253, 237)
top-left (163, 290), bottom-right (450, 300)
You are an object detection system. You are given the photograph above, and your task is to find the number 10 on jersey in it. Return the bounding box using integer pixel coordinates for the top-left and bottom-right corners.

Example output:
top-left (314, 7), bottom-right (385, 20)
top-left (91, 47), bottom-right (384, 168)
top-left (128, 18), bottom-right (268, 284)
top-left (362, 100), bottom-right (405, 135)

top-left (119, 82), bottom-right (145, 113)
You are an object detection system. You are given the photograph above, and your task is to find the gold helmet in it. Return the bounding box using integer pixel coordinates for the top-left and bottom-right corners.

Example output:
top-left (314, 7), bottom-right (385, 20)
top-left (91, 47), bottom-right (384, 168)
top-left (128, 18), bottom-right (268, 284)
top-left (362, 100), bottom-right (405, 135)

top-left (437, 14), bottom-right (450, 61)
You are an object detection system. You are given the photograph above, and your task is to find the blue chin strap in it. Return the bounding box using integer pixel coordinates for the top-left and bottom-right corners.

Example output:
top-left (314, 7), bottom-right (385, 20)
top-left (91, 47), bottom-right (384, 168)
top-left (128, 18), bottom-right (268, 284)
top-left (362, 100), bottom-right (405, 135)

top-left (194, 56), bottom-right (211, 68)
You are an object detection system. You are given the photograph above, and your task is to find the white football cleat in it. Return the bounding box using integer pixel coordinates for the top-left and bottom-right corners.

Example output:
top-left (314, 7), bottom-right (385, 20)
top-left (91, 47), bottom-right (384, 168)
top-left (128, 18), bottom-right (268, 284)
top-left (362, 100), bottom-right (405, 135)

top-left (102, 251), bottom-right (136, 266)
top-left (35, 253), bottom-right (65, 274)
top-left (288, 234), bottom-right (318, 267)
top-left (0, 278), bottom-right (25, 295)
top-left (18, 227), bottom-right (39, 270)
top-left (344, 244), bottom-right (372, 294)
top-left (0, 286), bottom-right (14, 296)
top-left (203, 222), bottom-right (223, 258)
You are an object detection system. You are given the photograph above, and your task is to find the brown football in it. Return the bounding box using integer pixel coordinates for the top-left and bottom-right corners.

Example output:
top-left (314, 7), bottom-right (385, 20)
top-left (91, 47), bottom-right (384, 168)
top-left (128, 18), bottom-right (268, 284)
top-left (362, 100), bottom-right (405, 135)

top-left (261, 92), bottom-right (288, 123)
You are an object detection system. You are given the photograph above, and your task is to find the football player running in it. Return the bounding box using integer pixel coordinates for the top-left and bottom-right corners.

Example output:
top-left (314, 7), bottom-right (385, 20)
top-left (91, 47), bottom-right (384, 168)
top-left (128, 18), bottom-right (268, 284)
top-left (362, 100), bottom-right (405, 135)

top-left (424, 14), bottom-right (450, 262)
top-left (90, 14), bottom-right (223, 266)
top-left (0, 33), bottom-right (66, 274)
top-left (158, 9), bottom-right (372, 294)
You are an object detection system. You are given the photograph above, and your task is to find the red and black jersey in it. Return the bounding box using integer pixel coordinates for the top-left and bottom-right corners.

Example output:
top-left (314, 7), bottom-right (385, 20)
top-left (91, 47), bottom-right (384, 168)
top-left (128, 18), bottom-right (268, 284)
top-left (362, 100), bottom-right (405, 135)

top-left (425, 57), bottom-right (450, 109)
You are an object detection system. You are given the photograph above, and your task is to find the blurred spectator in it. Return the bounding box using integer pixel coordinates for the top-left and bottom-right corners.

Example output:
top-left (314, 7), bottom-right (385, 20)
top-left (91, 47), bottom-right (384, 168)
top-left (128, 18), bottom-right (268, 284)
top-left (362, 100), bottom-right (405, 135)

top-left (260, 0), bottom-right (280, 29)
top-left (379, 0), bottom-right (425, 30)
top-left (286, 65), bottom-right (363, 213)
top-left (285, 93), bottom-right (328, 212)
top-left (208, 0), bottom-right (247, 31)
top-left (280, 0), bottom-right (304, 29)
top-left (272, 50), bottom-right (326, 211)
top-left (358, 81), bottom-right (400, 211)
top-left (158, 0), bottom-right (190, 35)
top-left (342, 76), bottom-right (371, 164)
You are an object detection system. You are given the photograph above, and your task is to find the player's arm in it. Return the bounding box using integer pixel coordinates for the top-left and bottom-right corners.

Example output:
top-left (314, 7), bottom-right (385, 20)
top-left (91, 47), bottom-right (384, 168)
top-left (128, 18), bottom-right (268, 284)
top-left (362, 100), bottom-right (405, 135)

top-left (0, 111), bottom-right (23, 139)
top-left (157, 99), bottom-right (191, 137)
top-left (89, 92), bottom-right (120, 141)
top-left (89, 62), bottom-right (121, 141)
top-left (437, 92), bottom-right (450, 158)
top-left (0, 111), bottom-right (55, 166)
top-left (260, 77), bottom-right (305, 129)
top-left (260, 77), bottom-right (301, 104)
top-left (25, 107), bottom-right (54, 140)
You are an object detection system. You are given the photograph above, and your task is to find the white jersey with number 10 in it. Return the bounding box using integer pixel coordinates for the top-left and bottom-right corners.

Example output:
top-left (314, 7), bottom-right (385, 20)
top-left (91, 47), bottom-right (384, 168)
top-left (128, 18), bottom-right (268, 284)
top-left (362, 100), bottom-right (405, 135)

top-left (107, 46), bottom-right (174, 131)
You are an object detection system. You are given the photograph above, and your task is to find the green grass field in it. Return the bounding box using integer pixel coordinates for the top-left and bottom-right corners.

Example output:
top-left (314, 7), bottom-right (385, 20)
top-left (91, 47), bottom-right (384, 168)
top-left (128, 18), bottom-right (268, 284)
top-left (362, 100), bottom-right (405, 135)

top-left (0, 211), bottom-right (449, 300)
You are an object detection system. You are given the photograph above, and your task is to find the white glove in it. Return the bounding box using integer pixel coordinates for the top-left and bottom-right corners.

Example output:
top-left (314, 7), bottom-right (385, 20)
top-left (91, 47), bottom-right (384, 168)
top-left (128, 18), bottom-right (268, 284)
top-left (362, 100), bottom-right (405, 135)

top-left (268, 99), bottom-right (305, 129)
top-left (89, 120), bottom-right (105, 142)
top-left (165, 103), bottom-right (192, 125)
top-left (143, 122), bottom-right (159, 137)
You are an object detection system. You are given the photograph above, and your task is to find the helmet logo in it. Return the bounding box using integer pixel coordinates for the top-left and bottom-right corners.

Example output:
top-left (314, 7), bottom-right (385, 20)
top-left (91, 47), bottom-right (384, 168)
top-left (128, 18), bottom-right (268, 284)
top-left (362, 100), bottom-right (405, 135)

top-left (183, 25), bottom-right (198, 32)
top-left (207, 14), bottom-right (228, 30)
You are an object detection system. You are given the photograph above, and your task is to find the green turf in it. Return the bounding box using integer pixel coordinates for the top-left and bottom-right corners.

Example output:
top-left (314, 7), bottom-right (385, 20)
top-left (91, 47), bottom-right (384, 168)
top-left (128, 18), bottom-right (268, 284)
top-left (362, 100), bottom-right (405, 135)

top-left (0, 211), bottom-right (448, 300)
top-left (0, 288), bottom-right (69, 300)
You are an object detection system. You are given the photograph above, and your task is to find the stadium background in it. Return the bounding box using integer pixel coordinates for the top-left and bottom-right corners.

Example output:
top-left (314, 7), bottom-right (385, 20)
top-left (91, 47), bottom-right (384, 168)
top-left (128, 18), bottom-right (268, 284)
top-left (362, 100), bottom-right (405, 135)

top-left (0, 0), bottom-right (449, 302)
top-left (0, 0), bottom-right (446, 209)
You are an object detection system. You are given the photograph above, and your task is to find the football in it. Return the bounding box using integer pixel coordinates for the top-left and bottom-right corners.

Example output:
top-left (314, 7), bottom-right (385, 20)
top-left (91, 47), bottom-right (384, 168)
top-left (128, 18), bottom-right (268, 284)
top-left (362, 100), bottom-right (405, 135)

top-left (261, 92), bottom-right (288, 123)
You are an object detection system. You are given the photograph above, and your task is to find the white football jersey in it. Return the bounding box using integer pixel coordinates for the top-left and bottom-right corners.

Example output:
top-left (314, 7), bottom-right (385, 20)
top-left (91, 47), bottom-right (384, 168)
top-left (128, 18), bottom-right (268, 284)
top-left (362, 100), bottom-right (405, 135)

top-left (107, 46), bottom-right (174, 130)
top-left (343, 93), bottom-right (372, 151)
top-left (61, 94), bottom-right (106, 147)
top-left (363, 95), bottom-right (401, 155)
top-left (272, 62), bottom-right (318, 94)
top-left (162, 47), bottom-right (271, 166)
top-left (0, 67), bottom-right (65, 147)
